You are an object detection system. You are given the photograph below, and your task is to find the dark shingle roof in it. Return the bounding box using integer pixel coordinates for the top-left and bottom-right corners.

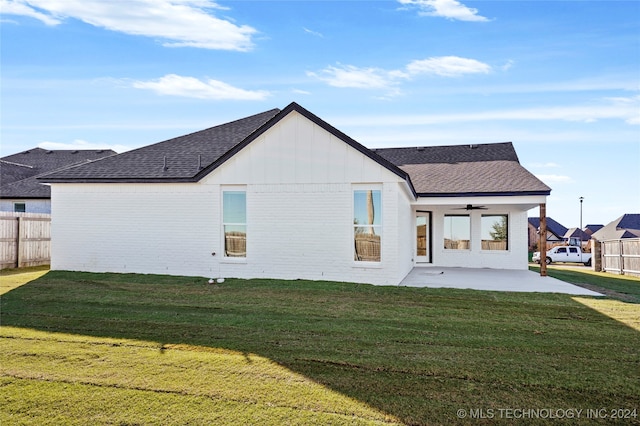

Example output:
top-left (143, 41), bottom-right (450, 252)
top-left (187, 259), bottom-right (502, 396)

top-left (1, 148), bottom-right (116, 199)
top-left (564, 227), bottom-right (592, 241)
top-left (592, 214), bottom-right (640, 240)
top-left (376, 143), bottom-right (549, 196)
top-left (528, 217), bottom-right (569, 238)
top-left (618, 214), bottom-right (640, 230)
top-left (373, 142), bottom-right (519, 165)
top-left (42, 109), bottom-right (281, 182)
top-left (0, 161), bottom-right (35, 185)
top-left (38, 103), bottom-right (550, 198)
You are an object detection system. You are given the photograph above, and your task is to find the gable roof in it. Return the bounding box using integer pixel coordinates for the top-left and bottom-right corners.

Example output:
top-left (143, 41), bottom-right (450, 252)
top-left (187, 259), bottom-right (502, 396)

top-left (584, 224), bottom-right (604, 235)
top-left (564, 227), bottom-right (592, 241)
top-left (375, 143), bottom-right (550, 196)
top-left (592, 214), bottom-right (640, 241)
top-left (39, 103), bottom-right (414, 193)
top-left (39, 102), bottom-right (549, 199)
top-left (528, 217), bottom-right (568, 238)
top-left (1, 148), bottom-right (116, 199)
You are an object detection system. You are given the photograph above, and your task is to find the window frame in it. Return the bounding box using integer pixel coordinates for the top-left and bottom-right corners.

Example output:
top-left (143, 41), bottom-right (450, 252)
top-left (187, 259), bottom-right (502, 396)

top-left (13, 202), bottom-right (26, 213)
top-left (443, 214), bottom-right (471, 250)
top-left (222, 189), bottom-right (247, 260)
top-left (353, 186), bottom-right (382, 264)
top-left (480, 214), bottom-right (509, 251)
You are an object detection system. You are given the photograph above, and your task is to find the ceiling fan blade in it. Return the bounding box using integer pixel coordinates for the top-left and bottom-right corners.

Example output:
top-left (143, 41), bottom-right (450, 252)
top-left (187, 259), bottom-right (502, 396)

top-left (453, 204), bottom-right (488, 210)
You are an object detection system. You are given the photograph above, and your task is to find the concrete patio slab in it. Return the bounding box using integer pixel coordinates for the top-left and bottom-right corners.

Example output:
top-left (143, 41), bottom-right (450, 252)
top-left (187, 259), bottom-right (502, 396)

top-left (400, 267), bottom-right (602, 296)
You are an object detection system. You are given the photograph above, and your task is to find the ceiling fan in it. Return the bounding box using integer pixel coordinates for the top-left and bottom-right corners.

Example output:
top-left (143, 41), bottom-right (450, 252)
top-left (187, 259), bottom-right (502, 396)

top-left (454, 204), bottom-right (488, 210)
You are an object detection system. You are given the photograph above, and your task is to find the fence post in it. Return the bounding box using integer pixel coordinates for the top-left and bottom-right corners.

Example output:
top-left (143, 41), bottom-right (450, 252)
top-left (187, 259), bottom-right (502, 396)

top-left (539, 203), bottom-right (547, 277)
top-left (16, 217), bottom-right (23, 268)
top-left (619, 239), bottom-right (624, 276)
top-left (591, 239), bottom-right (601, 272)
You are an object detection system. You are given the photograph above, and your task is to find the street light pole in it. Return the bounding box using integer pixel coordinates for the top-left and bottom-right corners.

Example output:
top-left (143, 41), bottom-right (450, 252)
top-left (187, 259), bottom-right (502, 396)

top-left (579, 196), bottom-right (584, 230)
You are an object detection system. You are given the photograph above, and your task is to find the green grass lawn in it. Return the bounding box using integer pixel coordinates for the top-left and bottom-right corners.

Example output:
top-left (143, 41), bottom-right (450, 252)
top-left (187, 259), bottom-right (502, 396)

top-left (1, 268), bottom-right (639, 425)
top-left (529, 264), bottom-right (640, 303)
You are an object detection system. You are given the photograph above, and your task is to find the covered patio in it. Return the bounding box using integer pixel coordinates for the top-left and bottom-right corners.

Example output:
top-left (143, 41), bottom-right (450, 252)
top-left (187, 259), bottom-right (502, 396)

top-left (399, 266), bottom-right (602, 295)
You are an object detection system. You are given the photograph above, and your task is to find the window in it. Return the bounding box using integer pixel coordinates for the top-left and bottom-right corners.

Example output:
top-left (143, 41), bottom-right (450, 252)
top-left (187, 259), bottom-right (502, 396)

top-left (444, 215), bottom-right (470, 250)
top-left (557, 247), bottom-right (567, 253)
top-left (481, 214), bottom-right (508, 251)
top-left (569, 247), bottom-right (578, 254)
top-left (354, 190), bottom-right (381, 262)
top-left (223, 191), bottom-right (246, 258)
top-left (14, 203), bottom-right (26, 213)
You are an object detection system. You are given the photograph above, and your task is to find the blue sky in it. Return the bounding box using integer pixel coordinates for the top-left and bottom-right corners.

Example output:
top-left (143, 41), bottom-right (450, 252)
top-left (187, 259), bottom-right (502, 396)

top-left (1, 0), bottom-right (638, 228)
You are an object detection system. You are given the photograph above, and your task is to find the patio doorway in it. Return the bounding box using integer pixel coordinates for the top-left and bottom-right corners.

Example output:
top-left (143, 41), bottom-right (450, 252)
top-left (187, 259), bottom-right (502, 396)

top-left (416, 212), bottom-right (432, 263)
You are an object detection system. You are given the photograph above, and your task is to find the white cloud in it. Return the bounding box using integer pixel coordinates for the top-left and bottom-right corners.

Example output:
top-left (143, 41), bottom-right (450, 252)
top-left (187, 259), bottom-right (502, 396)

top-left (501, 60), bottom-right (515, 72)
top-left (1, 0), bottom-right (256, 51)
top-left (398, 0), bottom-right (489, 22)
top-left (332, 98), bottom-right (640, 126)
top-left (605, 95), bottom-right (640, 125)
top-left (307, 65), bottom-right (400, 90)
top-left (131, 74), bottom-right (270, 100)
top-left (292, 89), bottom-right (311, 95)
top-left (38, 139), bottom-right (131, 153)
top-left (0, 0), bottom-right (61, 25)
top-left (303, 27), bottom-right (323, 37)
top-left (308, 56), bottom-right (491, 93)
top-left (406, 56), bottom-right (491, 77)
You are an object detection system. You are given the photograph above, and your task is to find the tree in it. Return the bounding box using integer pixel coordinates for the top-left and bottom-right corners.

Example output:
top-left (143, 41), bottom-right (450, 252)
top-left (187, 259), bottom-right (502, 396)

top-left (489, 216), bottom-right (507, 241)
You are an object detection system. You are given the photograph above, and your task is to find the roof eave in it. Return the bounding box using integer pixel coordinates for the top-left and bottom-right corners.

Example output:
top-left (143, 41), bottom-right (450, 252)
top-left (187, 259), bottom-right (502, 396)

top-left (417, 190), bottom-right (551, 198)
top-left (40, 177), bottom-right (198, 184)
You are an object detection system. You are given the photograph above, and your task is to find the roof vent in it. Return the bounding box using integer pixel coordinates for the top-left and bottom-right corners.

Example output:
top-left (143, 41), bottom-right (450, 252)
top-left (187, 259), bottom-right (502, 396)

top-left (469, 144), bottom-right (478, 149)
top-left (416, 147), bottom-right (425, 151)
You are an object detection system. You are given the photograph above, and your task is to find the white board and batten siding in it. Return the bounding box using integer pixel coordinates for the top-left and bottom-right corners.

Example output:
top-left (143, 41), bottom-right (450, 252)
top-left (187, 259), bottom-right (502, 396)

top-left (51, 111), bottom-right (414, 285)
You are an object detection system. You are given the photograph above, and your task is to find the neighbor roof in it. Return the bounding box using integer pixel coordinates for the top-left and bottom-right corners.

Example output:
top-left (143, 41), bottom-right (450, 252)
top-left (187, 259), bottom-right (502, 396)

top-left (592, 214), bottom-right (640, 241)
top-left (1, 148), bottom-right (116, 199)
top-left (564, 227), bottom-right (592, 241)
top-left (528, 217), bottom-right (568, 239)
top-left (39, 103), bottom-right (550, 198)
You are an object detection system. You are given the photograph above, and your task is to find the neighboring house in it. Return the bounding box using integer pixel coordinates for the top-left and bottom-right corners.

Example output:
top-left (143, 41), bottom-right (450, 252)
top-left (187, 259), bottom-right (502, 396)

top-left (0, 148), bottom-right (116, 213)
top-left (40, 103), bottom-right (550, 286)
top-left (563, 227), bottom-right (592, 248)
top-left (583, 224), bottom-right (604, 237)
top-left (527, 217), bottom-right (568, 251)
top-left (591, 214), bottom-right (640, 241)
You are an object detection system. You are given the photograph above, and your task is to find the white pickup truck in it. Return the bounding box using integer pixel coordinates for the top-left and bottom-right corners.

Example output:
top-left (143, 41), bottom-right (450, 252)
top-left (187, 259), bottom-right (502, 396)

top-left (533, 246), bottom-right (592, 266)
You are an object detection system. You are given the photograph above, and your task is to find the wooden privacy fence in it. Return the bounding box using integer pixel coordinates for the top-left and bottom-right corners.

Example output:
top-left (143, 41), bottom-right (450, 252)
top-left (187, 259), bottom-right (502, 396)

top-left (599, 238), bottom-right (640, 277)
top-left (0, 212), bottom-right (51, 269)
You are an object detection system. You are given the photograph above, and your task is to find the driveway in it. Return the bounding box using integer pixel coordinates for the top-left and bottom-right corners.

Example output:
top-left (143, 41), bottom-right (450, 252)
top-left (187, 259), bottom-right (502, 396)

top-left (400, 267), bottom-right (602, 296)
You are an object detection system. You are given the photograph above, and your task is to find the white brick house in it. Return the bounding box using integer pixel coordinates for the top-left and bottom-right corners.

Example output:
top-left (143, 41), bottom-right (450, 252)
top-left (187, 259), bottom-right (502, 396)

top-left (42, 103), bottom-right (550, 286)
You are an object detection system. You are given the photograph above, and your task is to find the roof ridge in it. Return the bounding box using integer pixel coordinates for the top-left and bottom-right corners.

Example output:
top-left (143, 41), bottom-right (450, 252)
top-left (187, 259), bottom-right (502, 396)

top-left (375, 141), bottom-right (514, 150)
top-left (0, 159), bottom-right (34, 168)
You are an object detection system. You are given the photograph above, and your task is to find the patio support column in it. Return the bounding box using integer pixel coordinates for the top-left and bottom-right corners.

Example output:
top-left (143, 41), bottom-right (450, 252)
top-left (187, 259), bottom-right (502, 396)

top-left (539, 203), bottom-right (547, 277)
